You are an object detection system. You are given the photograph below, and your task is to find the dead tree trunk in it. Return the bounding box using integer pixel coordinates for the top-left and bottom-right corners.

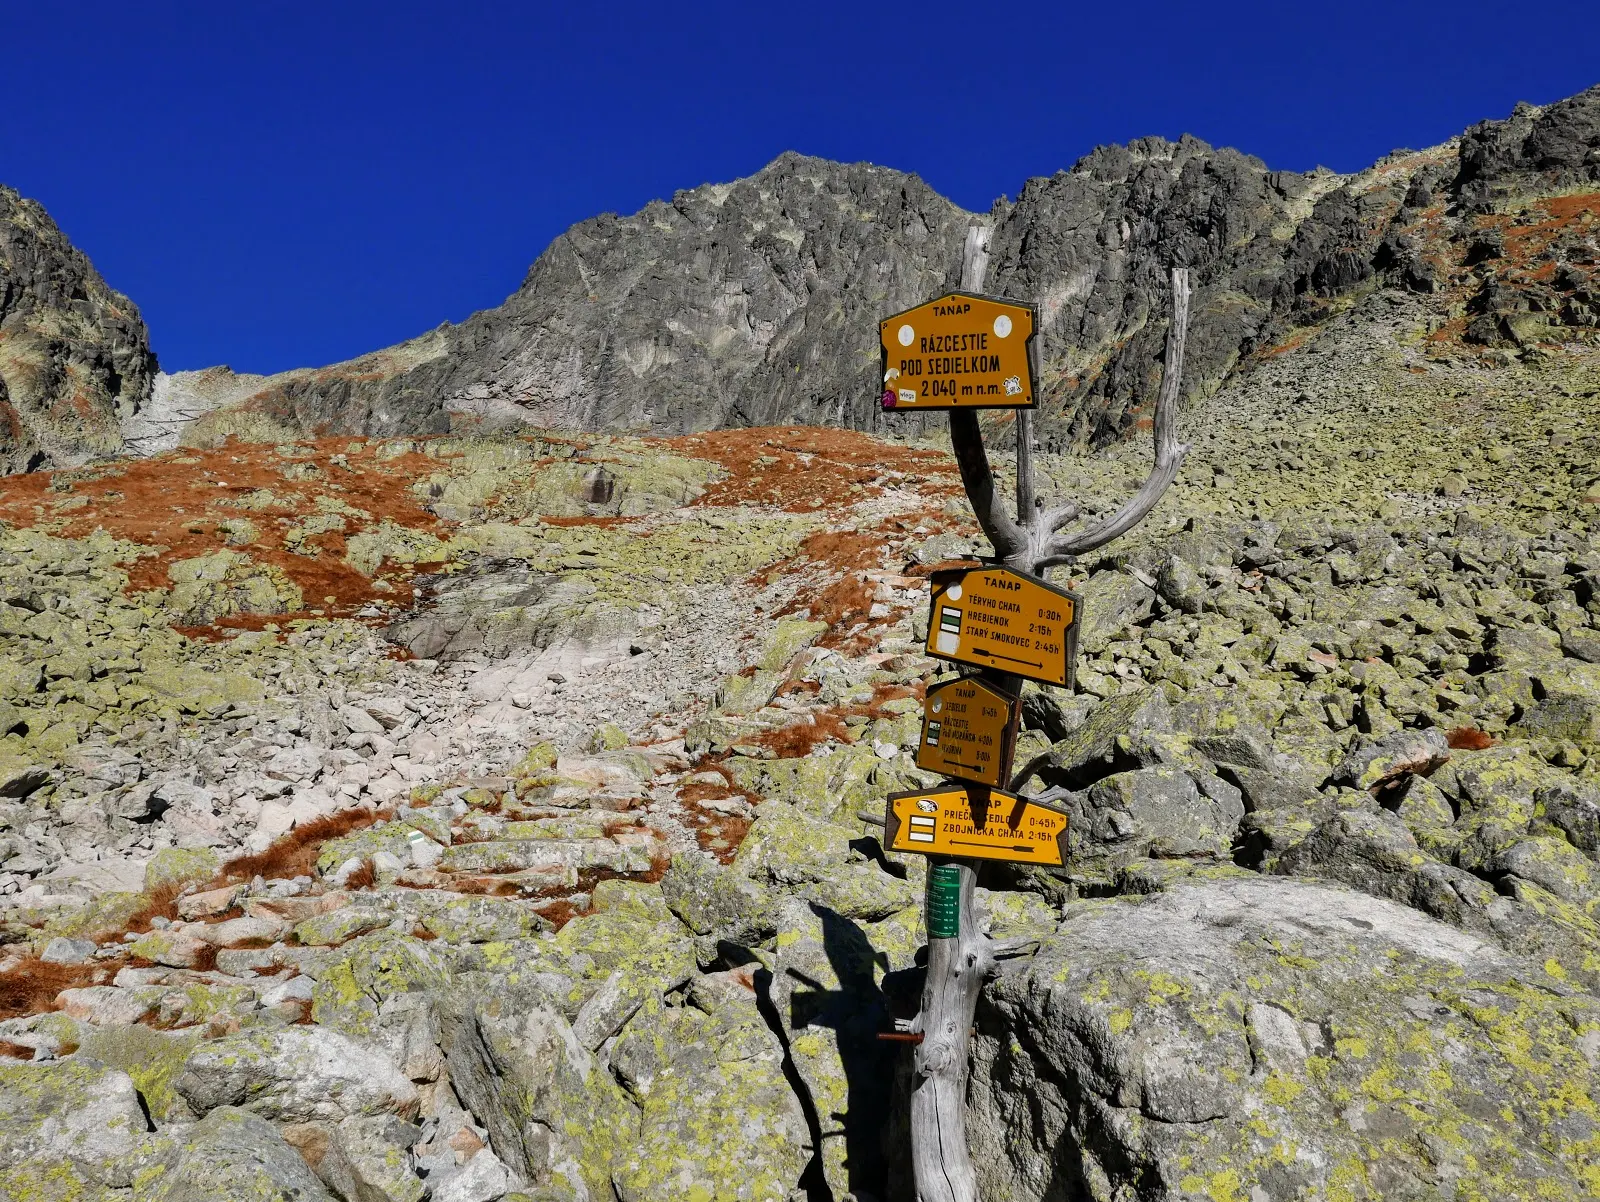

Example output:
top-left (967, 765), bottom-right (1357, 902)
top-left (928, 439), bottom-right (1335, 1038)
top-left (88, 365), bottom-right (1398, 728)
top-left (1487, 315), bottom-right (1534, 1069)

top-left (907, 228), bottom-right (1192, 1202)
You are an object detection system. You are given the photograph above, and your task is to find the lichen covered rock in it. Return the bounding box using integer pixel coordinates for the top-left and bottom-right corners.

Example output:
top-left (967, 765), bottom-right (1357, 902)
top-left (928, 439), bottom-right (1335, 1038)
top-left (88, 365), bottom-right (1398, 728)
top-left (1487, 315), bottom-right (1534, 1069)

top-left (968, 876), bottom-right (1600, 1201)
top-left (135, 1106), bottom-right (336, 1202)
top-left (610, 990), bottom-right (809, 1202)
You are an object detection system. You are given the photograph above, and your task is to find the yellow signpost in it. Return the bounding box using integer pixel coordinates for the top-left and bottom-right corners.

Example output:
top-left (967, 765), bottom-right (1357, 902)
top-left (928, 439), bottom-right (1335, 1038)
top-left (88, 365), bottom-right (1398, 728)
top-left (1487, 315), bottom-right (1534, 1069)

top-left (878, 292), bottom-right (1038, 411)
top-left (883, 784), bottom-right (1068, 866)
top-left (916, 674), bottom-right (1019, 789)
top-left (924, 565), bottom-right (1082, 689)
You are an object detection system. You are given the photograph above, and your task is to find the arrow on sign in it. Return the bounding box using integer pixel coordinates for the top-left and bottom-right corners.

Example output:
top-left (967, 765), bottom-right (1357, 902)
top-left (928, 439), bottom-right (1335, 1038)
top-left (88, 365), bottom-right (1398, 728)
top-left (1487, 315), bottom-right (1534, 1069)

top-left (952, 840), bottom-right (1034, 854)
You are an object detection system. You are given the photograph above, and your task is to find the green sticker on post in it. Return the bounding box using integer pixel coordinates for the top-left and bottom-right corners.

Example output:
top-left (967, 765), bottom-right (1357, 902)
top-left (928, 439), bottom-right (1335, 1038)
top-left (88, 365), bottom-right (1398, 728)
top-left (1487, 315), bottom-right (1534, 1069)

top-left (926, 864), bottom-right (962, 939)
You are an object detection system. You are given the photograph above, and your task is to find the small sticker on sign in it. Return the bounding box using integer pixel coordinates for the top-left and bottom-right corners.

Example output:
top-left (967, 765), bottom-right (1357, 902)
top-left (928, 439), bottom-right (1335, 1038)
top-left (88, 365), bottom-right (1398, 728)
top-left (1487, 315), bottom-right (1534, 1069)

top-left (883, 367), bottom-right (900, 383)
top-left (898, 324), bottom-right (915, 347)
top-left (993, 314), bottom-right (1013, 338)
top-left (1003, 376), bottom-right (1022, 396)
top-left (897, 389), bottom-right (917, 404)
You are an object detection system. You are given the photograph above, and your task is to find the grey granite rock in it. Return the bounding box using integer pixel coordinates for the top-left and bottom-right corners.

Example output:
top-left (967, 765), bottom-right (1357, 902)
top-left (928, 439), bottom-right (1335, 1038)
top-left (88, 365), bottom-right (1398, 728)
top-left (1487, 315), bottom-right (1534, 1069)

top-left (967, 876), bottom-right (1600, 1201)
top-left (140, 1106), bottom-right (337, 1202)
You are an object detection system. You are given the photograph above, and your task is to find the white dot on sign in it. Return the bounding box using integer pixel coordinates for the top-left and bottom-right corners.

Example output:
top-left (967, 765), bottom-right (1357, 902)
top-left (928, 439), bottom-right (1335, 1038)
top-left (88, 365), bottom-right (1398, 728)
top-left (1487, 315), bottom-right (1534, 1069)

top-left (932, 699), bottom-right (943, 713)
top-left (898, 324), bottom-right (915, 347)
top-left (947, 584), bottom-right (963, 601)
top-left (993, 314), bottom-right (1013, 338)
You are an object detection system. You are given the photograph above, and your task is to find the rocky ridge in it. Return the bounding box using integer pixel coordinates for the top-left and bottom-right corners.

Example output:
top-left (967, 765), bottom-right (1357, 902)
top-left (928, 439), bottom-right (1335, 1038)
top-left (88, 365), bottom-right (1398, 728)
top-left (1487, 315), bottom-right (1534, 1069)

top-left (156, 86), bottom-right (1600, 461)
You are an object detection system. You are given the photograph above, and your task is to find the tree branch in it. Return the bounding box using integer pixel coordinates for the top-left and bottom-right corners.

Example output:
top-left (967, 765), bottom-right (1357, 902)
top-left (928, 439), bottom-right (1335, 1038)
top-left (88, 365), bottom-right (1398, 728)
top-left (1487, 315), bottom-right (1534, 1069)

top-left (1037, 267), bottom-right (1192, 566)
top-left (945, 224), bottom-right (1024, 562)
top-left (1040, 499), bottom-right (1081, 532)
top-left (949, 410), bottom-right (1023, 560)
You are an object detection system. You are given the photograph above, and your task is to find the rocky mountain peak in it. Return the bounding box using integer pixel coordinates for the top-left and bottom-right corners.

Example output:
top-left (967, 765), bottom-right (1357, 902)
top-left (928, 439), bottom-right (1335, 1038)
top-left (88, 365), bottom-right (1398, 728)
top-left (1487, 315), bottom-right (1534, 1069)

top-left (0, 186), bottom-right (157, 473)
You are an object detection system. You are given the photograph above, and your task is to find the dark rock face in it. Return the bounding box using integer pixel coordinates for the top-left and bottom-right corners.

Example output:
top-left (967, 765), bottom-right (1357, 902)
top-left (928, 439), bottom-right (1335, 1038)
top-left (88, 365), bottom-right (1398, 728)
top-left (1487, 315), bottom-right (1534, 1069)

top-left (985, 136), bottom-right (1363, 448)
top-left (217, 86), bottom-right (1600, 446)
top-left (1455, 84), bottom-right (1600, 213)
top-left (0, 186), bottom-right (157, 472)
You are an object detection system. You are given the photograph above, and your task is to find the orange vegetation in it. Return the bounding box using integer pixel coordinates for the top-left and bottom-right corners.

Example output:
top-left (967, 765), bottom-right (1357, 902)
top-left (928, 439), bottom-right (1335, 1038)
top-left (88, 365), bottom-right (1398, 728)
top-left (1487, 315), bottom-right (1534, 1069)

top-left (1446, 725), bottom-right (1497, 751)
top-left (678, 425), bottom-right (960, 514)
top-left (0, 437), bottom-right (447, 625)
top-left (213, 807), bottom-right (391, 884)
top-left (759, 528), bottom-right (929, 654)
top-left (0, 958), bottom-right (109, 1022)
top-left (745, 682), bottom-right (919, 761)
top-left (0, 425), bottom-right (964, 645)
top-left (340, 860), bottom-right (377, 891)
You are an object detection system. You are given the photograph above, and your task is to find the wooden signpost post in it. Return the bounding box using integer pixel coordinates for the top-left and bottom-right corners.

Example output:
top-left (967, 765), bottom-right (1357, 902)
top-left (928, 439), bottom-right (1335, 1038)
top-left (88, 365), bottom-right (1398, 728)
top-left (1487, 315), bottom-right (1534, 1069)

top-left (874, 224), bottom-right (1192, 1202)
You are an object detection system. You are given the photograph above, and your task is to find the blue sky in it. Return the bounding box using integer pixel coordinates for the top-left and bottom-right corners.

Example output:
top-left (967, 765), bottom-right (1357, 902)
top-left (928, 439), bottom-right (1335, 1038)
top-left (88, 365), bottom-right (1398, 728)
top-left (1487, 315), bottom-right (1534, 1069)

top-left (6, 2), bottom-right (1597, 375)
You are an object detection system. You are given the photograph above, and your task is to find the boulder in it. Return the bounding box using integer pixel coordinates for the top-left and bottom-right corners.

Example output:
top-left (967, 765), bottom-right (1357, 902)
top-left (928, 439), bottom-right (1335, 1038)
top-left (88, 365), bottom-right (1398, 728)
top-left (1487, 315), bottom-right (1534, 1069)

top-left (0, 1058), bottom-right (148, 1184)
top-left (143, 846), bottom-right (220, 893)
top-left (137, 1106), bottom-right (337, 1202)
top-left (732, 801), bottom-right (917, 921)
top-left (1515, 688), bottom-right (1600, 746)
top-left (438, 991), bottom-right (637, 1199)
top-left (609, 988), bottom-right (809, 1202)
top-left (1330, 727), bottom-right (1451, 795)
top-left (39, 936), bottom-right (96, 964)
top-left (1076, 570), bottom-right (1158, 655)
top-left (1541, 780), bottom-right (1600, 858)
top-left (660, 849), bottom-right (775, 943)
top-left (75, 1026), bottom-right (202, 1124)
top-left (1070, 765), bottom-right (1244, 868)
top-left (428, 1148), bottom-right (514, 1202)
top-left (175, 1026), bottom-right (419, 1123)
top-left (967, 876), bottom-right (1600, 1200)
top-left (1033, 688), bottom-right (1172, 791)
top-left (128, 927), bottom-right (210, 969)
top-left (1155, 554), bottom-right (1206, 614)
top-left (309, 930), bottom-right (452, 1081)
top-left (281, 1115), bottom-right (426, 1202)
top-left (723, 742), bottom-right (892, 828)
top-left (1447, 746), bottom-right (1566, 873)
top-left (549, 882), bottom-right (698, 1017)
top-left (1488, 835), bottom-right (1597, 903)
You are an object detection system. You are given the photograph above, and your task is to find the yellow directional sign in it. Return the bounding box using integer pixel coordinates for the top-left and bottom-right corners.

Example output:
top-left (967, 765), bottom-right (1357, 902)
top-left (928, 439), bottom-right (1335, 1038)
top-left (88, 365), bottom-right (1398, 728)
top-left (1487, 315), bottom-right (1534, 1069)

top-left (925, 566), bottom-right (1081, 689)
top-left (878, 292), bottom-right (1038, 411)
top-left (883, 784), bottom-right (1068, 866)
top-left (916, 674), bottom-right (1019, 789)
